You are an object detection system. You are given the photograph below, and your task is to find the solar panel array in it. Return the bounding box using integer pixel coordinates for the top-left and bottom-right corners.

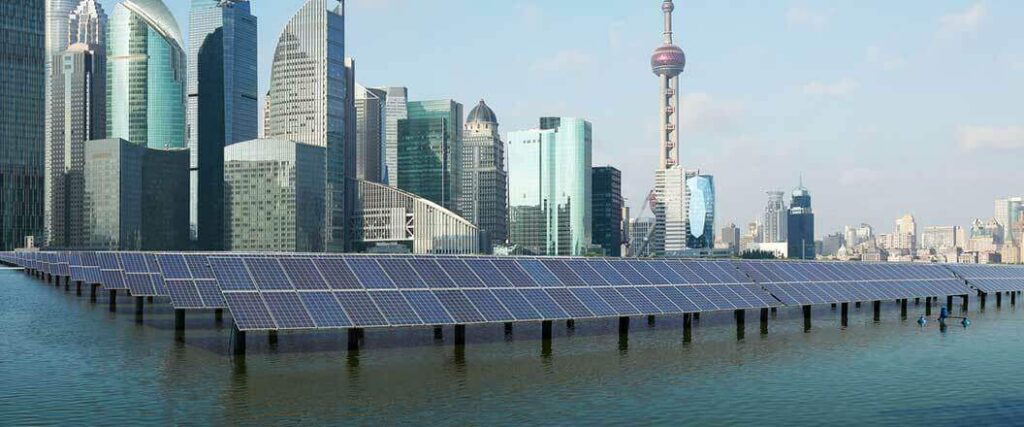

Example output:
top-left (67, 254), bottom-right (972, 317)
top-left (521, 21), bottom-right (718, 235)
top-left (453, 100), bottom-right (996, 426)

top-left (211, 256), bottom-right (780, 331)
top-left (733, 260), bottom-right (972, 305)
top-left (945, 264), bottom-right (1024, 293)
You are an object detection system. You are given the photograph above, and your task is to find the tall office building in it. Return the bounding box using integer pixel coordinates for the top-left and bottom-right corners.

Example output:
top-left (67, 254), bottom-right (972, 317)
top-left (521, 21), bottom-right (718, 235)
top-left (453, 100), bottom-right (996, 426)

top-left (893, 213), bottom-right (917, 254)
top-left (460, 100), bottom-right (507, 250)
top-left (224, 139), bottom-right (326, 252)
top-left (266, 0), bottom-right (350, 252)
top-left (1, 0), bottom-right (46, 249)
top-left (995, 197), bottom-right (1024, 242)
top-left (83, 139), bottom-right (189, 250)
top-left (720, 223), bottom-right (741, 254)
top-left (762, 191), bottom-right (787, 243)
top-left (686, 174), bottom-right (715, 249)
top-left (508, 117), bottom-right (592, 256)
top-left (786, 183), bottom-right (815, 259)
top-left (592, 166), bottom-right (623, 257)
top-left (629, 217), bottom-right (656, 257)
top-left (44, 0), bottom-right (106, 249)
top-left (187, 0), bottom-right (258, 250)
top-left (378, 86), bottom-right (407, 186)
top-left (397, 100), bottom-right (463, 212)
top-left (107, 0), bottom-right (186, 149)
top-left (354, 84), bottom-right (385, 182)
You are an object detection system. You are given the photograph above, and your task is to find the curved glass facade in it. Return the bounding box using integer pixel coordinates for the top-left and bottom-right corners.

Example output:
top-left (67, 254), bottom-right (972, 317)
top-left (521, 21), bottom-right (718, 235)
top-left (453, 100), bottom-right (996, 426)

top-left (686, 174), bottom-right (715, 249)
top-left (107, 0), bottom-right (186, 149)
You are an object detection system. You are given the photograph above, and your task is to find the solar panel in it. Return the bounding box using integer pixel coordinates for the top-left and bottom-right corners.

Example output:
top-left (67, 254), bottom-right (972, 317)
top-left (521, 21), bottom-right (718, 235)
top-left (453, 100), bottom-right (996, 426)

top-left (280, 258), bottom-right (329, 290)
top-left (345, 258), bottom-right (395, 289)
top-left (464, 258), bottom-right (512, 287)
top-left (224, 292), bottom-right (277, 330)
top-left (569, 288), bottom-right (618, 317)
top-left (490, 289), bottom-right (543, 321)
top-left (542, 259), bottom-right (585, 286)
top-left (369, 291), bottom-right (423, 326)
top-left (544, 288), bottom-right (593, 318)
top-left (243, 258), bottom-right (293, 291)
top-left (184, 254), bottom-right (215, 279)
top-left (119, 253), bottom-right (148, 273)
top-left (195, 279), bottom-right (225, 308)
top-left (263, 292), bottom-right (317, 329)
top-left (210, 257), bottom-right (256, 291)
top-left (157, 254), bottom-right (191, 280)
top-left (593, 287), bottom-right (640, 315)
top-left (378, 259), bottom-right (427, 289)
top-left (167, 280), bottom-right (204, 309)
top-left (126, 273), bottom-right (157, 296)
top-left (402, 290), bottom-right (456, 324)
top-left (100, 270), bottom-right (126, 291)
top-left (518, 259), bottom-right (561, 287)
top-left (463, 289), bottom-right (514, 322)
top-left (615, 287), bottom-right (662, 314)
top-left (312, 258), bottom-right (362, 290)
top-left (434, 290), bottom-right (485, 323)
top-left (519, 288), bottom-right (570, 319)
top-left (489, 259), bottom-right (535, 286)
top-left (299, 292), bottom-right (352, 328)
top-left (334, 291), bottom-right (388, 327)
top-left (409, 258), bottom-right (456, 288)
top-left (435, 258), bottom-right (482, 288)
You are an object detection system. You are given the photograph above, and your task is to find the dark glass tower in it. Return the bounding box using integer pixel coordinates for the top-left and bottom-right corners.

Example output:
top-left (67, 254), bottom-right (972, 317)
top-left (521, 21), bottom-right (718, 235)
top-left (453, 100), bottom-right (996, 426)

top-left (787, 183), bottom-right (815, 259)
top-left (592, 166), bottom-right (623, 257)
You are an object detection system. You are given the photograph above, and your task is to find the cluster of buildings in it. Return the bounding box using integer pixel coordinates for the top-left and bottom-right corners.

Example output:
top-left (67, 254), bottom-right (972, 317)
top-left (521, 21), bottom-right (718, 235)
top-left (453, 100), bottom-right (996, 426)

top-left (817, 196), bottom-right (1024, 264)
top-left (2, 0), bottom-right (637, 257)
top-left (722, 182), bottom-right (816, 260)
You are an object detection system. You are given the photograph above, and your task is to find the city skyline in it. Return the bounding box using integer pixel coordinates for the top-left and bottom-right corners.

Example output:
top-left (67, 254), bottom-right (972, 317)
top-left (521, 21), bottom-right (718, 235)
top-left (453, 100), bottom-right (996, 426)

top-left (104, 0), bottom-right (1024, 237)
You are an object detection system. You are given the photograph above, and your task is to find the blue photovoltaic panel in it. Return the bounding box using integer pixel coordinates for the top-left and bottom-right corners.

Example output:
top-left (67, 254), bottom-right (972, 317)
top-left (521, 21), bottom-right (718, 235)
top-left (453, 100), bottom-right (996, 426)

top-left (80, 252), bottom-right (99, 268)
top-left (299, 292), bottom-right (352, 328)
top-left (544, 288), bottom-right (593, 318)
top-left (519, 288), bottom-right (569, 319)
top-left (463, 289), bottom-right (514, 322)
top-left (279, 258), bottom-right (329, 290)
top-left (312, 258), bottom-right (362, 290)
top-left (167, 280), bottom-right (203, 309)
top-left (119, 253), bottom-right (145, 273)
top-left (244, 258), bottom-right (293, 291)
top-left (489, 259), bottom-right (535, 286)
top-left (593, 287), bottom-right (640, 315)
top-left (224, 292), bottom-right (277, 330)
top-left (409, 258), bottom-right (456, 288)
top-left (615, 287), bottom-right (662, 314)
top-left (566, 260), bottom-right (608, 286)
top-left (652, 261), bottom-right (687, 284)
top-left (96, 253), bottom-right (119, 269)
top-left (671, 286), bottom-right (712, 311)
top-left (570, 288), bottom-right (618, 317)
top-left (434, 290), bottom-right (485, 323)
top-left (334, 291), bottom-right (388, 327)
top-left (369, 291), bottom-right (423, 326)
top-left (608, 260), bottom-right (649, 285)
top-left (144, 254), bottom-right (161, 273)
top-left (378, 258), bottom-right (427, 289)
top-left (263, 292), bottom-right (316, 329)
top-left (210, 257), bottom-right (256, 291)
top-left (402, 290), bottom-right (456, 324)
top-left (157, 254), bottom-right (191, 279)
top-left (434, 258), bottom-right (482, 288)
top-left (636, 286), bottom-right (681, 313)
top-left (518, 259), bottom-right (562, 287)
top-left (195, 279), bottom-right (225, 308)
top-left (83, 267), bottom-right (102, 284)
top-left (628, 261), bottom-right (669, 284)
top-left (586, 259), bottom-right (628, 285)
top-left (490, 289), bottom-right (542, 321)
top-left (541, 259), bottom-right (585, 286)
top-left (463, 259), bottom-right (511, 287)
top-left (696, 286), bottom-right (736, 310)
top-left (101, 270), bottom-right (126, 291)
top-left (345, 258), bottom-right (396, 289)
top-left (151, 274), bottom-right (169, 296)
top-left (125, 273), bottom-right (157, 296)
top-left (184, 254), bottom-right (214, 279)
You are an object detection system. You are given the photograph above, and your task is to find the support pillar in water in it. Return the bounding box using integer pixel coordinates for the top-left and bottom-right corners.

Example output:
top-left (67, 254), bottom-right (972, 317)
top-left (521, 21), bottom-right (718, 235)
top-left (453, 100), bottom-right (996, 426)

top-left (347, 328), bottom-right (361, 350)
top-left (75, 281), bottom-right (81, 296)
top-left (232, 326), bottom-right (247, 357)
top-left (947, 295), bottom-right (954, 309)
top-left (802, 305), bottom-right (812, 331)
top-left (963, 295), bottom-right (969, 312)
top-left (541, 320), bottom-right (552, 341)
top-left (174, 309), bottom-right (185, 331)
top-left (996, 292), bottom-right (1002, 307)
top-left (900, 299), bottom-right (908, 319)
top-left (683, 313), bottom-right (693, 343)
top-left (566, 319), bottom-right (575, 329)
top-left (760, 308), bottom-right (769, 334)
top-left (618, 316), bottom-right (630, 336)
top-left (873, 301), bottom-right (881, 322)
top-left (268, 331), bottom-right (278, 347)
top-left (841, 302), bottom-right (849, 327)
top-left (454, 325), bottom-right (466, 346)
top-left (979, 292), bottom-right (986, 309)
top-left (134, 296), bottom-right (144, 318)
top-left (504, 323), bottom-right (513, 336)
top-left (108, 290), bottom-right (117, 313)
top-left (734, 310), bottom-right (745, 340)
top-left (433, 326), bottom-right (443, 340)
top-left (1013, 292), bottom-right (1017, 306)
top-left (647, 315), bottom-right (655, 326)
top-left (215, 309), bottom-right (223, 322)
top-left (926, 299), bottom-right (932, 316)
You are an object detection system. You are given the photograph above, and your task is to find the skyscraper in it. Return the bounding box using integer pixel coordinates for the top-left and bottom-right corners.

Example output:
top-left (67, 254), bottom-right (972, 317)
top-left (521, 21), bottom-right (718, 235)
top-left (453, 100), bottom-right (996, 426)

top-left (265, 0), bottom-right (350, 252)
top-left (995, 197), bottom-right (1024, 242)
top-left (1, 0), bottom-right (46, 249)
top-left (378, 86), bottom-right (407, 186)
top-left (787, 183), bottom-right (815, 259)
top-left (720, 223), bottom-right (741, 255)
top-left (762, 191), bottom-right (787, 243)
top-left (686, 174), bottom-right (715, 249)
top-left (354, 84), bottom-right (385, 182)
top-left (107, 0), bottom-right (187, 149)
top-left (650, 0), bottom-right (689, 256)
top-left (592, 166), bottom-right (623, 257)
top-left (44, 0), bottom-right (106, 248)
top-left (893, 213), bottom-right (917, 255)
top-left (508, 118), bottom-right (592, 256)
top-left (397, 100), bottom-right (463, 212)
top-left (187, 0), bottom-right (258, 250)
top-left (460, 100), bottom-right (508, 250)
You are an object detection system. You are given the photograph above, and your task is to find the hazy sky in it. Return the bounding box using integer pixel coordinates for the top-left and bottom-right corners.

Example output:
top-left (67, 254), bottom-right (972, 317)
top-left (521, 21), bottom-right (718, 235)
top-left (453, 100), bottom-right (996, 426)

top-left (102, 0), bottom-right (1024, 237)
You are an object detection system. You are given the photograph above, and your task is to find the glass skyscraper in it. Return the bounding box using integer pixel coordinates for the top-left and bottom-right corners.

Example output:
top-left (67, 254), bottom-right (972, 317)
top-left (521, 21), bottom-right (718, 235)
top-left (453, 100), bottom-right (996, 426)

top-left (507, 117), bottom-right (592, 256)
top-left (397, 100), bottom-right (463, 213)
top-left (1, 0), bottom-right (46, 250)
top-left (265, 0), bottom-right (349, 252)
top-left (106, 0), bottom-right (187, 150)
top-left (187, 0), bottom-right (258, 250)
top-left (354, 84), bottom-right (385, 183)
top-left (378, 86), bottom-right (407, 186)
top-left (686, 174), bottom-right (715, 249)
top-left (460, 100), bottom-right (507, 251)
top-left (592, 166), bottom-right (623, 257)
top-left (787, 184), bottom-right (815, 259)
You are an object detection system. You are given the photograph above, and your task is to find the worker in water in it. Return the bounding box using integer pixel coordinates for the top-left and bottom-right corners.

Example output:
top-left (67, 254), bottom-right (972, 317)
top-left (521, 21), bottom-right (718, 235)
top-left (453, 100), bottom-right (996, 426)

top-left (939, 306), bottom-right (950, 322)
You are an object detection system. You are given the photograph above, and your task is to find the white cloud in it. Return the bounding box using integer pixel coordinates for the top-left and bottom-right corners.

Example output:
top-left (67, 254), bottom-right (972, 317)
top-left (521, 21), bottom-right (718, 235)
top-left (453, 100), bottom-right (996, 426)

top-left (529, 50), bottom-right (593, 74)
top-left (516, 2), bottom-right (544, 30)
top-left (802, 79), bottom-right (857, 96)
top-left (958, 126), bottom-right (1024, 151)
top-left (865, 46), bottom-right (908, 71)
top-left (939, 3), bottom-right (986, 35)
top-left (786, 7), bottom-right (827, 31)
top-left (680, 93), bottom-right (746, 133)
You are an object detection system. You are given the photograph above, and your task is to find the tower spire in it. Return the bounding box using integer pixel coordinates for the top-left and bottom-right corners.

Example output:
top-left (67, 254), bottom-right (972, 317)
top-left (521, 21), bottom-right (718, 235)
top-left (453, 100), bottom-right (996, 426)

top-left (663, 1), bottom-right (675, 44)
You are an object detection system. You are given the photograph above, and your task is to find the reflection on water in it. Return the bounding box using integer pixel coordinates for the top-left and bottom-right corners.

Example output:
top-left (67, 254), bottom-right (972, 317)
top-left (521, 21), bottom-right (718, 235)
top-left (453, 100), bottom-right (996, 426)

top-left (2, 269), bottom-right (1023, 425)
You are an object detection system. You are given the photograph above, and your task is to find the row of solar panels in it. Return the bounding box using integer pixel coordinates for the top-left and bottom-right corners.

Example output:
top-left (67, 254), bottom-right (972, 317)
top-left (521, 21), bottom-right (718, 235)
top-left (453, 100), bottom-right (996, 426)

top-left (735, 260), bottom-right (958, 283)
top-left (945, 264), bottom-right (1024, 293)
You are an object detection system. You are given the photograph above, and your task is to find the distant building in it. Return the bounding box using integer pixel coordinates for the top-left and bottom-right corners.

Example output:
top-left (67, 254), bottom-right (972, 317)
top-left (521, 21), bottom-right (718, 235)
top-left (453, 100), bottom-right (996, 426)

top-left (1, 0), bottom-right (46, 250)
top-left (920, 225), bottom-right (961, 252)
top-left (83, 139), bottom-right (189, 250)
top-left (892, 214), bottom-right (917, 256)
top-left (995, 197), bottom-right (1024, 243)
top-left (377, 86), bottom-right (408, 186)
top-left (720, 223), bottom-right (741, 255)
top-left (350, 179), bottom-right (480, 254)
top-left (686, 174), bottom-right (715, 249)
top-left (223, 139), bottom-right (325, 252)
top-left (187, 0), bottom-right (258, 250)
top-left (629, 217), bottom-right (656, 257)
top-left (354, 84), bottom-right (385, 182)
top-left (967, 218), bottom-right (1003, 254)
top-left (45, 0), bottom-right (107, 249)
top-left (460, 100), bottom-right (508, 251)
top-left (507, 117), bottom-right (592, 256)
top-left (592, 166), bottom-right (623, 257)
top-left (265, 0), bottom-right (350, 252)
top-left (762, 191), bottom-right (787, 243)
top-left (844, 223), bottom-right (874, 248)
top-left (820, 232), bottom-right (844, 257)
top-left (397, 100), bottom-right (463, 212)
top-left (786, 183), bottom-right (814, 259)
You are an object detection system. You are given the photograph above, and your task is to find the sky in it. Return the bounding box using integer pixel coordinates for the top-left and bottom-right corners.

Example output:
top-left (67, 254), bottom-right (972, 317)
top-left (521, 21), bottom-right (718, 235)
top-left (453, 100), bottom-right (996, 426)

top-left (102, 0), bottom-right (1024, 238)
